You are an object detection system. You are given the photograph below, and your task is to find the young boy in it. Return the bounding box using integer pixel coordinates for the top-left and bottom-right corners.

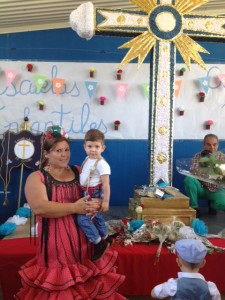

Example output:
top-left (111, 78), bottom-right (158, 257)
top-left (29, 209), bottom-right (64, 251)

top-left (151, 239), bottom-right (221, 299)
top-left (77, 129), bottom-right (112, 261)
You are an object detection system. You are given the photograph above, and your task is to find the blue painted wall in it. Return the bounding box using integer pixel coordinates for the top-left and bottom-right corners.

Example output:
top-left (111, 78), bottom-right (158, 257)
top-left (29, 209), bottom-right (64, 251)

top-left (1, 28), bottom-right (225, 224)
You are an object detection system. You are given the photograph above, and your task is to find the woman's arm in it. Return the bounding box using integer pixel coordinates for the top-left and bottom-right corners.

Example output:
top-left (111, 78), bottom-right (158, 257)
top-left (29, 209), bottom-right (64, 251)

top-left (25, 172), bottom-right (100, 218)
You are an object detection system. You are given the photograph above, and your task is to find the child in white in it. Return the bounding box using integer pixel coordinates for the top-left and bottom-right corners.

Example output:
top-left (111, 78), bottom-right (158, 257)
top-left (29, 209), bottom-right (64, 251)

top-left (77, 129), bottom-right (112, 262)
top-left (151, 239), bottom-right (221, 300)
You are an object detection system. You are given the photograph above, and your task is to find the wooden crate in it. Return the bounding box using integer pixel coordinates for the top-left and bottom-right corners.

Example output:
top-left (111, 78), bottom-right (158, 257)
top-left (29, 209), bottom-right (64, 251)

top-left (140, 207), bottom-right (196, 225)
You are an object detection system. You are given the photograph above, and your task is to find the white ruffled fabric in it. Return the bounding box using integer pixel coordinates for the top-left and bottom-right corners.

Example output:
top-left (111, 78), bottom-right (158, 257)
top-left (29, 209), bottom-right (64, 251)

top-left (6, 215), bottom-right (27, 225)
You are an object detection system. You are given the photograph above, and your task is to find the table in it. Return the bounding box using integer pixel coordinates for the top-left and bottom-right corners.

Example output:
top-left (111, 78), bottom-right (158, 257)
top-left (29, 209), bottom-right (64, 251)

top-left (0, 237), bottom-right (225, 299)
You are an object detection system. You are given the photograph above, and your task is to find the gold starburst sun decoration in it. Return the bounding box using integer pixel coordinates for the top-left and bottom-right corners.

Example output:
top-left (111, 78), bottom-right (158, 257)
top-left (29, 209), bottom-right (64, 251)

top-left (70, 0), bottom-right (225, 185)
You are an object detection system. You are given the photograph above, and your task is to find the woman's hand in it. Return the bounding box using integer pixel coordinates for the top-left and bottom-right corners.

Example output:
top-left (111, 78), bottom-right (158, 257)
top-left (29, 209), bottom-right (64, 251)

top-left (74, 197), bottom-right (101, 216)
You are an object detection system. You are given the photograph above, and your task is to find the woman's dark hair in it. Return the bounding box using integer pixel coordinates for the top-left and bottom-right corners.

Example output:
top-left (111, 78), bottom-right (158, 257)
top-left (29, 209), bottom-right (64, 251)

top-left (41, 136), bottom-right (70, 168)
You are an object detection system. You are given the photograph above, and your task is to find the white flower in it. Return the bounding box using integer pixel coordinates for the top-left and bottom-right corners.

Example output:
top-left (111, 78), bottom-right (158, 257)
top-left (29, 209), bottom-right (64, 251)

top-left (218, 163), bottom-right (225, 176)
top-left (135, 206), bottom-right (143, 213)
top-left (124, 238), bottom-right (133, 246)
top-left (38, 79), bottom-right (44, 84)
top-left (179, 226), bottom-right (196, 239)
top-left (178, 106), bottom-right (185, 112)
top-left (8, 72), bottom-right (13, 79)
top-left (88, 84), bottom-right (94, 91)
top-left (55, 82), bottom-right (61, 88)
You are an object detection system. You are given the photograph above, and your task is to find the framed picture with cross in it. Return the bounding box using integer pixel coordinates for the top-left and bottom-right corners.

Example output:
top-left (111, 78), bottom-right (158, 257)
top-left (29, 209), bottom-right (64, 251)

top-left (0, 130), bottom-right (44, 207)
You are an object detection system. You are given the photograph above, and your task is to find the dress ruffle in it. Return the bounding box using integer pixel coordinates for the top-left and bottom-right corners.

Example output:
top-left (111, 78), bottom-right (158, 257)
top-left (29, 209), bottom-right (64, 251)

top-left (15, 249), bottom-right (126, 300)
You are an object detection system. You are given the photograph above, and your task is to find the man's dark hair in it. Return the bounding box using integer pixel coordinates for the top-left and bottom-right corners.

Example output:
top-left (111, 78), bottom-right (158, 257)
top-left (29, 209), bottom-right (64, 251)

top-left (203, 134), bottom-right (218, 144)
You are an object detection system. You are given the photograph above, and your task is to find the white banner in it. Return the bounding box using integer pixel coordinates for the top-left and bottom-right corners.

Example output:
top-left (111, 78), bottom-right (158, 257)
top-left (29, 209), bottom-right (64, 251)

top-left (0, 61), bottom-right (149, 139)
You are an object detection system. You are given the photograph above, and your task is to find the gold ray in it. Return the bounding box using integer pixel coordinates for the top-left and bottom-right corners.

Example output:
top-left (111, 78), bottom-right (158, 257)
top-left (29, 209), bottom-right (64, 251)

top-left (119, 32), bottom-right (156, 68)
top-left (130, 0), bottom-right (156, 13)
top-left (176, 0), bottom-right (209, 15)
top-left (174, 33), bottom-right (209, 70)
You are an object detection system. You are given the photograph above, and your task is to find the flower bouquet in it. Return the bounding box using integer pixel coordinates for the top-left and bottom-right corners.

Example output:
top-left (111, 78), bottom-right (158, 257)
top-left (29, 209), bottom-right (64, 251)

top-left (179, 67), bottom-right (186, 76)
top-left (100, 96), bottom-right (106, 105)
top-left (38, 100), bottom-right (44, 110)
top-left (205, 119), bottom-right (213, 129)
top-left (178, 106), bottom-right (185, 116)
top-left (117, 69), bottom-right (123, 80)
top-left (114, 120), bottom-right (121, 130)
top-left (26, 63), bottom-right (33, 72)
top-left (176, 150), bottom-right (225, 188)
top-left (89, 67), bottom-right (95, 78)
top-left (198, 151), bottom-right (225, 184)
top-left (106, 217), bottom-right (225, 262)
top-left (199, 92), bottom-right (205, 102)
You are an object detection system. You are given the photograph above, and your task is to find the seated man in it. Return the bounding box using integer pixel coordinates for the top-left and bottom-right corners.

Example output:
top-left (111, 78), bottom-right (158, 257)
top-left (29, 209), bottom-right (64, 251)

top-left (184, 133), bottom-right (225, 217)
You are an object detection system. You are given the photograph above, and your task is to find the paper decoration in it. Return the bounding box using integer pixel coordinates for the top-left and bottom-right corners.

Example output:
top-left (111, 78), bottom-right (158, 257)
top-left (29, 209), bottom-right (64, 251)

top-left (174, 80), bottom-right (182, 97)
top-left (5, 69), bottom-right (18, 87)
top-left (34, 75), bottom-right (47, 93)
top-left (85, 81), bottom-right (97, 99)
top-left (116, 83), bottom-right (128, 99)
top-left (197, 77), bottom-right (209, 94)
top-left (142, 83), bottom-right (149, 100)
top-left (52, 78), bottom-right (65, 96)
top-left (218, 74), bottom-right (225, 87)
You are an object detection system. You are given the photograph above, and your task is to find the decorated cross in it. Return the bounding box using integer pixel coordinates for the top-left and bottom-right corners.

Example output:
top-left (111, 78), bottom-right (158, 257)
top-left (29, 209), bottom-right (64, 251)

top-left (70, 0), bottom-right (225, 185)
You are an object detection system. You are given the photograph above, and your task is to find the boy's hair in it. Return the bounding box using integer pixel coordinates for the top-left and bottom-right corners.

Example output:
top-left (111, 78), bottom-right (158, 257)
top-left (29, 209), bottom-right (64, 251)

top-left (178, 256), bottom-right (202, 270)
top-left (84, 129), bottom-right (105, 143)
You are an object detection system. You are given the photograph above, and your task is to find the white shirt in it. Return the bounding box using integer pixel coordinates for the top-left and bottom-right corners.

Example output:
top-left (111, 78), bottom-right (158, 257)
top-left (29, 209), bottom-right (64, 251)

top-left (80, 157), bottom-right (111, 187)
top-left (153, 272), bottom-right (221, 300)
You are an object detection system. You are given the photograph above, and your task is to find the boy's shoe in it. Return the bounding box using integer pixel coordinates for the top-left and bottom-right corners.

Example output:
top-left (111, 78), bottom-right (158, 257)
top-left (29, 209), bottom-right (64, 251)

top-left (91, 239), bottom-right (109, 262)
top-left (104, 236), bottom-right (114, 246)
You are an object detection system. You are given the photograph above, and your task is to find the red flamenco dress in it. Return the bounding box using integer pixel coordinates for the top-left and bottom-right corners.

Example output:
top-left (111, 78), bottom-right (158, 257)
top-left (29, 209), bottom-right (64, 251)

top-left (15, 169), bottom-right (126, 299)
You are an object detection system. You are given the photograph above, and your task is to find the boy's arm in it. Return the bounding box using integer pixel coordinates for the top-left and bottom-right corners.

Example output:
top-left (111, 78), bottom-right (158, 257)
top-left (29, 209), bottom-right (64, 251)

top-left (150, 287), bottom-right (157, 298)
top-left (100, 174), bottom-right (110, 212)
top-left (151, 279), bottom-right (177, 299)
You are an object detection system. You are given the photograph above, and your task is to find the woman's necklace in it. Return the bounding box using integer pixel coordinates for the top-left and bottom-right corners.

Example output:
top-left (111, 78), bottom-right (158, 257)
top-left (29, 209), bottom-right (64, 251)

top-left (48, 166), bottom-right (73, 181)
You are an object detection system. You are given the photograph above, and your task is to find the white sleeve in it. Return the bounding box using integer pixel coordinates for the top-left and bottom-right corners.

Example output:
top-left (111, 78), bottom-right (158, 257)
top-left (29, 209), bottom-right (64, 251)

top-left (208, 281), bottom-right (221, 300)
top-left (153, 278), bottom-right (177, 298)
top-left (97, 159), bottom-right (111, 176)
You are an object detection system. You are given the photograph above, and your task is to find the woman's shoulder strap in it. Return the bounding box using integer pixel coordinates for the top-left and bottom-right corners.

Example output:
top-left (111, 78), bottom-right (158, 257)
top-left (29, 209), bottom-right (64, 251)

top-left (70, 165), bottom-right (80, 181)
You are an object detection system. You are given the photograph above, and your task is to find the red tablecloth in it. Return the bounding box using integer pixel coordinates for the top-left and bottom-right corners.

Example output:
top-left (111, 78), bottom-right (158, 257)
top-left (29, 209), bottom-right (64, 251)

top-left (0, 238), bottom-right (224, 299)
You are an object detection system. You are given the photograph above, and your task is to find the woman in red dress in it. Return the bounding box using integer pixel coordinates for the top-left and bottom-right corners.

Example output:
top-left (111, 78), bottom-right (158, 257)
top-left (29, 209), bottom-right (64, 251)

top-left (15, 125), bottom-right (126, 300)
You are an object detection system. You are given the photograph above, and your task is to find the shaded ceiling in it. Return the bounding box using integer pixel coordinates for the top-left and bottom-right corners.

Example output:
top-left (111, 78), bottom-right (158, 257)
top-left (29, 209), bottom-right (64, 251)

top-left (0, 0), bottom-right (225, 35)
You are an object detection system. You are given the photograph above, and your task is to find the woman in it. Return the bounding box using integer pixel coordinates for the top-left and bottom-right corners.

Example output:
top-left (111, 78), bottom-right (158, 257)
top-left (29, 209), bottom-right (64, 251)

top-left (15, 125), bottom-right (126, 300)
